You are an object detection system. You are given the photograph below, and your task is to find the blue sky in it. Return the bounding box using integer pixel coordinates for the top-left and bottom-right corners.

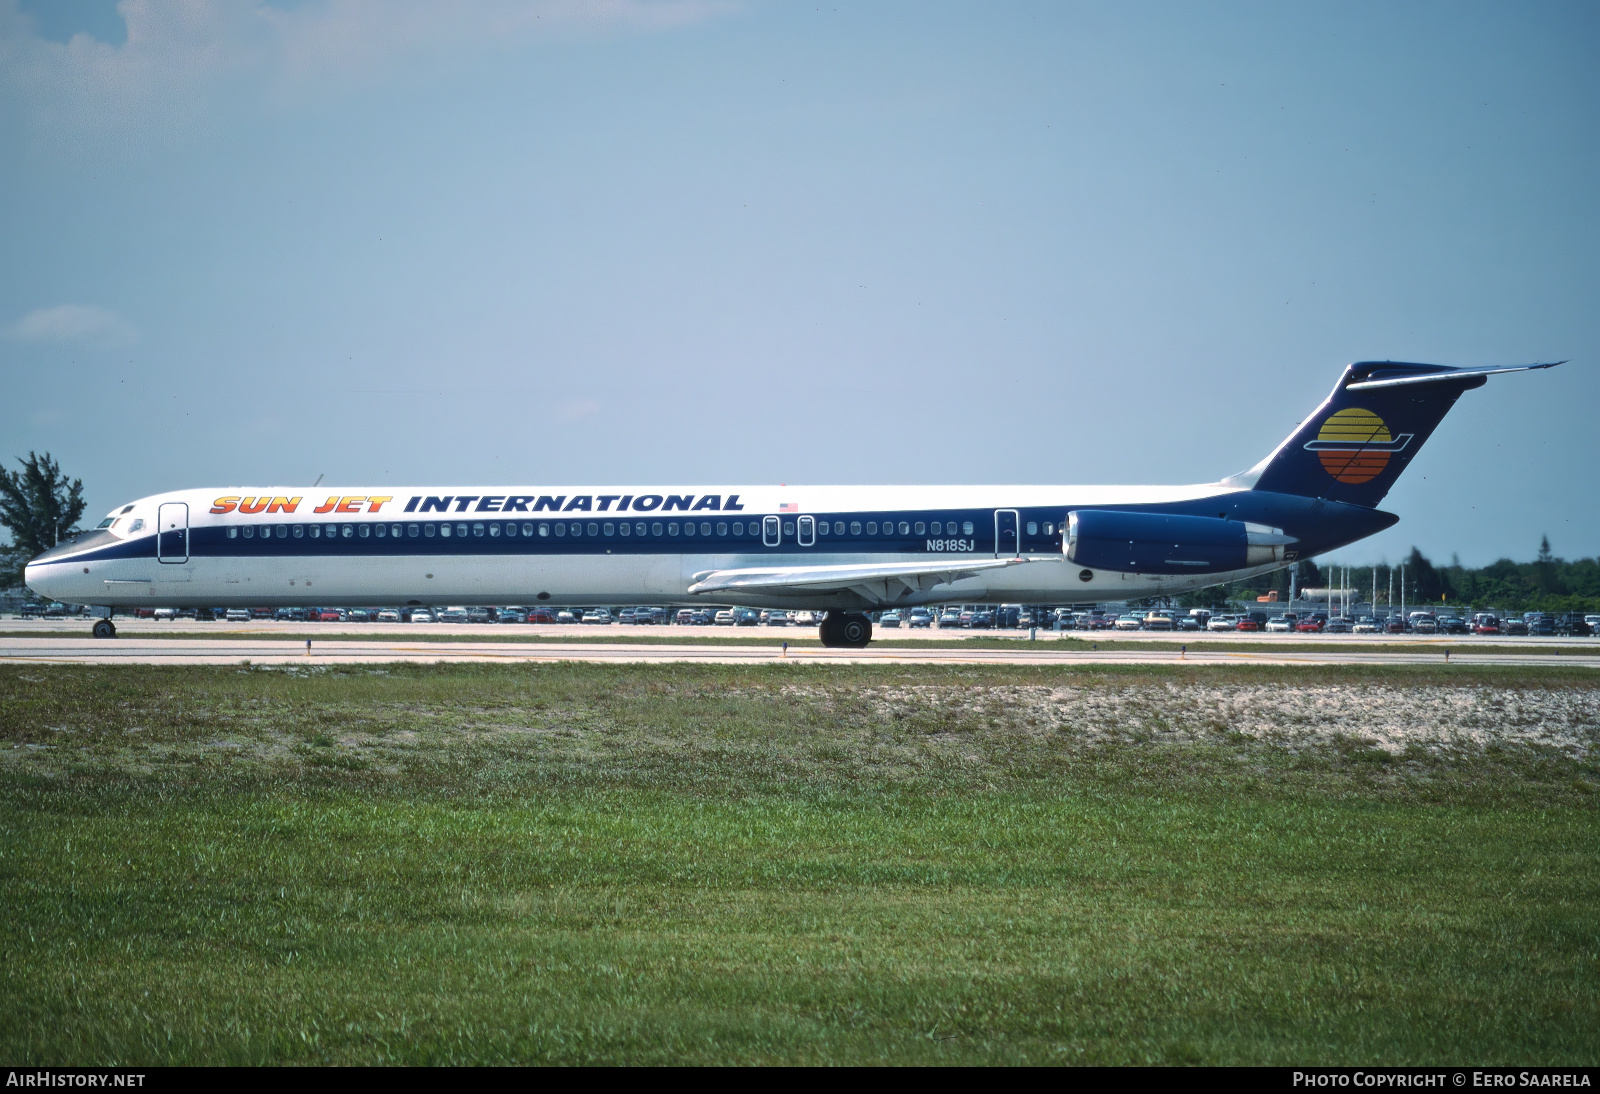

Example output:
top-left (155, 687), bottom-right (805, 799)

top-left (1, 0), bottom-right (1595, 567)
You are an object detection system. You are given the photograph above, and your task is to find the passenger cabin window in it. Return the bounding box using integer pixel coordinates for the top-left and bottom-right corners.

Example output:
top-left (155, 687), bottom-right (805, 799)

top-left (1026, 522), bottom-right (1038, 535)
top-left (962, 521), bottom-right (974, 535)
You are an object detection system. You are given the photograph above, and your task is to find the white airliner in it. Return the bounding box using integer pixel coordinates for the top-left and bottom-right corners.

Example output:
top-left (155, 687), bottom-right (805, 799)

top-left (25, 360), bottom-right (1559, 647)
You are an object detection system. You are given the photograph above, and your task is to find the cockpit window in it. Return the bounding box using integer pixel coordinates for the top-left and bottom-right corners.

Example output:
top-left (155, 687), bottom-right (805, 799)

top-left (98, 518), bottom-right (115, 528)
top-left (120, 504), bottom-right (135, 514)
top-left (128, 518), bottom-right (144, 533)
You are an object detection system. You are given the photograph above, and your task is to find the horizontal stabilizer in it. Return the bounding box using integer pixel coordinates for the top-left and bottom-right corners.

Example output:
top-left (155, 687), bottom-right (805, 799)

top-left (1345, 361), bottom-right (1563, 391)
top-left (688, 556), bottom-right (1059, 605)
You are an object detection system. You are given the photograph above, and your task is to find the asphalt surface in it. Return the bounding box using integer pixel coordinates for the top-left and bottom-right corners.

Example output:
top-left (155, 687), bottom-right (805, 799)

top-left (3, 623), bottom-right (1600, 665)
top-left (6, 616), bottom-right (1596, 645)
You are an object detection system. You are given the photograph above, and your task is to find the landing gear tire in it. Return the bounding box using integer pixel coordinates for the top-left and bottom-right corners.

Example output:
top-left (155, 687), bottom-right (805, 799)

top-left (819, 611), bottom-right (872, 649)
top-left (92, 619), bottom-right (117, 639)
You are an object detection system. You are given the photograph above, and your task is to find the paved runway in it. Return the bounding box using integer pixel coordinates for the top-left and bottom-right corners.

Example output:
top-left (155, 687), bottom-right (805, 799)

top-left (6, 617), bottom-right (1598, 646)
top-left (3, 636), bottom-right (1596, 668)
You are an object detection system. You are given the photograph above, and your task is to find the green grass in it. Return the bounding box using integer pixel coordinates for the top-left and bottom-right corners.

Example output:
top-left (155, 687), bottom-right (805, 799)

top-left (1, 663), bottom-right (1597, 1064)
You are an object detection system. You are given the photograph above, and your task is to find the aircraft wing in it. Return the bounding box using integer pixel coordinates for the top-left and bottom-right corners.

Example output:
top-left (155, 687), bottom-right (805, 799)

top-left (687, 556), bottom-right (1060, 604)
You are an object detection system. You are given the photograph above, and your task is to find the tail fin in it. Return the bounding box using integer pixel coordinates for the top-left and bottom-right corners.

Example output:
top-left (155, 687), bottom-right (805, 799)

top-left (1226, 360), bottom-right (1561, 506)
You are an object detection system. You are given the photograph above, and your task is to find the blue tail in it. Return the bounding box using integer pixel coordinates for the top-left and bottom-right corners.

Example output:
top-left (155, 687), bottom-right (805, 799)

top-left (1227, 360), bottom-right (1561, 507)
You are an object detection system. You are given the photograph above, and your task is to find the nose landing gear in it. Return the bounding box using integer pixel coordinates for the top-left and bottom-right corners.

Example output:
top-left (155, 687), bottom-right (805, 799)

top-left (819, 611), bottom-right (872, 648)
top-left (92, 618), bottom-right (117, 639)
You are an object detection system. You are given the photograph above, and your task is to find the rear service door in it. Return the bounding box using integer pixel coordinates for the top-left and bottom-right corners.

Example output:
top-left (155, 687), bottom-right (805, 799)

top-left (157, 502), bottom-right (189, 564)
top-left (994, 509), bottom-right (1018, 558)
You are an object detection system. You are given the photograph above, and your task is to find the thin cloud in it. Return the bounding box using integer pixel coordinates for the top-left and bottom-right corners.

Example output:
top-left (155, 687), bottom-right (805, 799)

top-left (9, 304), bottom-right (137, 346)
top-left (0, 0), bottom-right (736, 134)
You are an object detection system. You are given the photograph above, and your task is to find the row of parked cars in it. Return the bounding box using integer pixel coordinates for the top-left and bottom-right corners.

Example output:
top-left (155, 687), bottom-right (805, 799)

top-left (17, 602), bottom-right (1599, 637)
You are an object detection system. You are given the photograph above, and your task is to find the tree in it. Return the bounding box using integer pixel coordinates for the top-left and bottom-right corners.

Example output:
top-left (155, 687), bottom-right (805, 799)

top-left (0, 452), bottom-right (86, 589)
top-left (1536, 534), bottom-right (1559, 595)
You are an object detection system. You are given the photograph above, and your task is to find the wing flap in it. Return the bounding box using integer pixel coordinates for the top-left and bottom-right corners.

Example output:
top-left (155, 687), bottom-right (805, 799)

top-left (687, 556), bottom-right (1058, 598)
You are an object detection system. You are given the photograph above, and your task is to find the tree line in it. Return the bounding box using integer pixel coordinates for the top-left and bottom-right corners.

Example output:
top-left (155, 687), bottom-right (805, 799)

top-left (1181, 539), bottom-right (1600, 613)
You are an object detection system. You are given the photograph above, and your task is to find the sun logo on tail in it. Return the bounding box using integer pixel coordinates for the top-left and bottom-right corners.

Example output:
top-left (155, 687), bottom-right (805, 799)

top-left (1301, 407), bottom-right (1413, 484)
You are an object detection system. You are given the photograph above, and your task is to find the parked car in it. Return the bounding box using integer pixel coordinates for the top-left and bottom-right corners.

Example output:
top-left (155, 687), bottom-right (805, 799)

top-left (1324, 617), bottom-right (1353, 633)
top-left (1470, 613), bottom-right (1500, 635)
top-left (1503, 619), bottom-right (1529, 636)
top-left (497, 608), bottom-right (528, 623)
top-left (376, 609), bottom-right (401, 623)
top-left (409, 608), bottom-right (434, 622)
top-left (1235, 616), bottom-right (1261, 632)
top-left (617, 608), bottom-right (637, 625)
top-left (1439, 615), bottom-right (1469, 635)
top-left (464, 607), bottom-right (494, 623)
top-left (675, 609), bottom-right (697, 625)
top-left (766, 610), bottom-right (792, 626)
top-left (1264, 616), bottom-right (1294, 633)
top-left (714, 610), bottom-right (735, 626)
top-left (1295, 616), bottom-right (1325, 633)
top-left (1142, 612), bottom-right (1174, 631)
top-left (1207, 615), bottom-right (1238, 631)
top-left (583, 608), bottom-right (614, 625)
top-left (527, 607), bottom-right (557, 624)
top-left (153, 607), bottom-right (177, 620)
top-left (634, 607), bottom-right (666, 625)
top-left (938, 609), bottom-right (965, 628)
top-left (1409, 612), bottom-right (1439, 634)
top-left (970, 610), bottom-right (995, 629)
top-left (436, 607), bottom-right (468, 623)
top-left (1114, 614), bottom-right (1143, 630)
top-left (1352, 616), bottom-right (1379, 633)
top-left (345, 608), bottom-right (371, 622)
top-left (1384, 617), bottom-right (1407, 633)
top-left (1526, 614), bottom-right (1555, 636)
top-left (317, 608), bottom-right (342, 622)
top-left (908, 608), bottom-right (933, 628)
top-left (690, 609), bottom-right (716, 626)
top-left (734, 608), bottom-right (760, 626)
top-left (225, 608), bottom-right (252, 622)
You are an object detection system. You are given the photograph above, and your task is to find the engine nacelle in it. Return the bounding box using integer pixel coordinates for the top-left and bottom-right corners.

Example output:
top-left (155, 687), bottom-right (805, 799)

top-left (1065, 510), bottom-right (1294, 575)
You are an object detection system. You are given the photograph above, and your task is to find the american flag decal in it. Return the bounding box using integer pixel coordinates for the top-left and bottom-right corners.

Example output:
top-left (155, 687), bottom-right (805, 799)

top-left (779, 502), bottom-right (798, 513)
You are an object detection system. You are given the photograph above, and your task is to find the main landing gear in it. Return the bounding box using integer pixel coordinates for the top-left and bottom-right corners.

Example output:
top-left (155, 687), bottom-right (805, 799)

top-left (819, 611), bottom-right (872, 649)
top-left (92, 618), bottom-right (117, 639)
